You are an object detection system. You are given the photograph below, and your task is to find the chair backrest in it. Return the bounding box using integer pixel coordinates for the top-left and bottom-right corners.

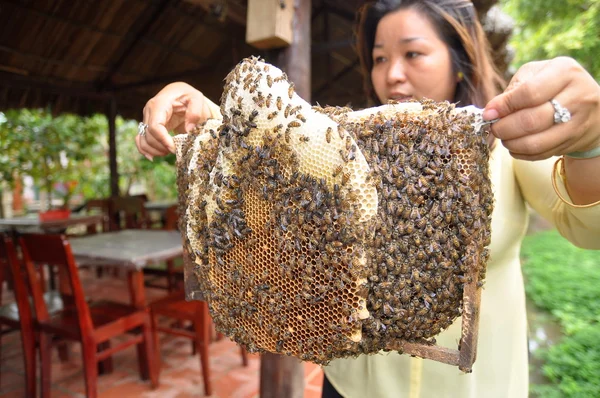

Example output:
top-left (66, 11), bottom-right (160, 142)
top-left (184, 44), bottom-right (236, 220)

top-left (82, 198), bottom-right (110, 233)
top-left (164, 205), bottom-right (179, 231)
top-left (0, 234), bottom-right (34, 332)
top-left (19, 234), bottom-right (93, 332)
top-left (108, 196), bottom-right (149, 231)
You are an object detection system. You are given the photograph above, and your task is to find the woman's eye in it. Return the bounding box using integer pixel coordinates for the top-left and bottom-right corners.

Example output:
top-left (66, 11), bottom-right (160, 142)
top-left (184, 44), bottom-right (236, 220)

top-left (373, 56), bottom-right (386, 64)
top-left (406, 51), bottom-right (421, 59)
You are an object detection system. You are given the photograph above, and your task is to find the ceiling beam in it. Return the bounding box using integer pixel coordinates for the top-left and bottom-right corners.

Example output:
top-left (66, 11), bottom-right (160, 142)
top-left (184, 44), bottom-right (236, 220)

top-left (0, 72), bottom-right (110, 100)
top-left (98, 0), bottom-right (172, 90)
top-left (314, 57), bottom-right (360, 97)
top-left (183, 0), bottom-right (247, 26)
top-left (109, 64), bottom-right (216, 91)
top-left (323, 2), bottom-right (356, 21)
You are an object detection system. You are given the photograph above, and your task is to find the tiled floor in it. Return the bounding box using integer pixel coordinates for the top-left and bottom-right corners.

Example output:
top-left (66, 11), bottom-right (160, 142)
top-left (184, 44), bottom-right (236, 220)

top-left (0, 268), bottom-right (324, 397)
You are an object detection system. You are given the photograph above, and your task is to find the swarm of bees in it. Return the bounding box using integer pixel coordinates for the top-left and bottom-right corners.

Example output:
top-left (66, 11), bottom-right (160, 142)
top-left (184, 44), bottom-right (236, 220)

top-left (173, 57), bottom-right (493, 366)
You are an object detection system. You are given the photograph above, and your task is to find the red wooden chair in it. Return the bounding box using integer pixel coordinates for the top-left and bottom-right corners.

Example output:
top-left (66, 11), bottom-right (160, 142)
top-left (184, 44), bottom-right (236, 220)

top-left (19, 233), bottom-right (159, 398)
top-left (0, 234), bottom-right (37, 396)
top-left (150, 290), bottom-right (249, 396)
top-left (144, 205), bottom-right (183, 292)
top-left (108, 196), bottom-right (150, 231)
top-left (81, 198), bottom-right (111, 234)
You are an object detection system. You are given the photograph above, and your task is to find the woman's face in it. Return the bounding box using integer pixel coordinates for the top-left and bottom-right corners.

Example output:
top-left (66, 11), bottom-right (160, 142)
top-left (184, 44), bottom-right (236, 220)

top-left (371, 8), bottom-right (457, 104)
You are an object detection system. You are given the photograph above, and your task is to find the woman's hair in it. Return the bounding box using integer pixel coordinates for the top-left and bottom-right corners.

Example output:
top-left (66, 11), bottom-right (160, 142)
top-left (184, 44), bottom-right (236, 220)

top-left (355, 0), bottom-right (505, 108)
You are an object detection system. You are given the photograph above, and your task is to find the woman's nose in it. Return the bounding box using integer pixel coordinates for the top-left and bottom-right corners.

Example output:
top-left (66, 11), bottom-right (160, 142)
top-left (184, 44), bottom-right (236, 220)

top-left (386, 59), bottom-right (407, 84)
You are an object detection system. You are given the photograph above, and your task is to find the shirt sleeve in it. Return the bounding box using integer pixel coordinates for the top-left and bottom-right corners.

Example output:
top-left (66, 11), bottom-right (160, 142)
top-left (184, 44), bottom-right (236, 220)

top-left (513, 156), bottom-right (600, 249)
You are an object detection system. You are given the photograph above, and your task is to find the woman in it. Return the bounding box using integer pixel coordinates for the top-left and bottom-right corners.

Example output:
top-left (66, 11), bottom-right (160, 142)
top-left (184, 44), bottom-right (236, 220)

top-left (136, 1), bottom-right (600, 396)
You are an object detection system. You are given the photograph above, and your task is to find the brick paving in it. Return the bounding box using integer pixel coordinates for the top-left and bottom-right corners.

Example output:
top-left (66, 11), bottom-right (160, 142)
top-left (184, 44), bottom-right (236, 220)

top-left (0, 268), bottom-right (323, 397)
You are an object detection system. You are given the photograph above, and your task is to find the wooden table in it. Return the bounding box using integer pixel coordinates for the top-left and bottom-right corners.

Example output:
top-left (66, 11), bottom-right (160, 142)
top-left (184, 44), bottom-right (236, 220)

top-left (69, 229), bottom-right (183, 308)
top-left (0, 214), bottom-right (104, 233)
top-left (143, 201), bottom-right (177, 212)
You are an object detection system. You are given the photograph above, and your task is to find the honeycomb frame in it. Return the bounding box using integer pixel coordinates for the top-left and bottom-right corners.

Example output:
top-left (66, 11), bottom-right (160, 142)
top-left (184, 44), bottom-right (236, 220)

top-left (175, 57), bottom-right (492, 372)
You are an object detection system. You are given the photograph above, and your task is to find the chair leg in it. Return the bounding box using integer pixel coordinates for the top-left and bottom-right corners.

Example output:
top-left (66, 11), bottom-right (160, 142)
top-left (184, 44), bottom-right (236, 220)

top-left (39, 333), bottom-right (52, 398)
top-left (140, 317), bottom-right (159, 388)
top-left (166, 260), bottom-right (175, 293)
top-left (56, 339), bottom-right (70, 362)
top-left (151, 311), bottom-right (161, 376)
top-left (241, 347), bottom-right (249, 367)
top-left (194, 302), bottom-right (212, 396)
top-left (20, 327), bottom-right (37, 397)
top-left (135, 325), bottom-right (150, 381)
top-left (97, 341), bottom-right (114, 374)
top-left (82, 341), bottom-right (99, 398)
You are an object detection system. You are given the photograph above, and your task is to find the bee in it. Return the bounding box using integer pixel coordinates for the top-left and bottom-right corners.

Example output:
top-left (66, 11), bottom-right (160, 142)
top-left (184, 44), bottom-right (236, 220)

top-left (284, 127), bottom-right (291, 143)
top-left (341, 172), bottom-right (350, 185)
top-left (265, 93), bottom-right (273, 108)
top-left (276, 96), bottom-right (283, 111)
top-left (288, 120), bottom-right (301, 128)
top-left (325, 127), bottom-right (333, 143)
top-left (337, 125), bottom-right (345, 139)
top-left (288, 83), bottom-right (295, 99)
top-left (296, 114), bottom-right (306, 123)
top-left (337, 149), bottom-right (348, 163)
top-left (284, 103), bottom-right (293, 118)
top-left (266, 75), bottom-right (273, 87)
top-left (332, 164), bottom-right (343, 177)
top-left (249, 109), bottom-right (259, 122)
top-left (253, 95), bottom-right (264, 107)
top-left (267, 111), bottom-right (278, 120)
top-left (273, 123), bottom-right (284, 134)
top-left (299, 135), bottom-right (310, 142)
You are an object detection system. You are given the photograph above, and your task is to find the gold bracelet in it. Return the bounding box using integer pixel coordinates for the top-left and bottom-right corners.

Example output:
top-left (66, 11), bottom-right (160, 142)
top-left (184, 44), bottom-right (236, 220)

top-left (552, 157), bottom-right (600, 208)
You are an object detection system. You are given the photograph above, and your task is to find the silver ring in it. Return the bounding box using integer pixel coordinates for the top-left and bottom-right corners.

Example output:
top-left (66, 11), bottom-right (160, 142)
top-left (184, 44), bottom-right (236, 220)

top-left (550, 99), bottom-right (571, 124)
top-left (138, 122), bottom-right (148, 137)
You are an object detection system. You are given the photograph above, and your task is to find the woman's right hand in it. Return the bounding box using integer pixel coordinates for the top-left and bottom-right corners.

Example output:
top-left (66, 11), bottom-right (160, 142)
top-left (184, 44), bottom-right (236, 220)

top-left (136, 82), bottom-right (213, 159)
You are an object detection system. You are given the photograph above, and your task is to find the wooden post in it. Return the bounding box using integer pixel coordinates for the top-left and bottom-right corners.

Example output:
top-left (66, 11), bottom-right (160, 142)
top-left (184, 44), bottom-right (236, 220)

top-left (259, 1), bottom-right (311, 398)
top-left (107, 97), bottom-right (119, 197)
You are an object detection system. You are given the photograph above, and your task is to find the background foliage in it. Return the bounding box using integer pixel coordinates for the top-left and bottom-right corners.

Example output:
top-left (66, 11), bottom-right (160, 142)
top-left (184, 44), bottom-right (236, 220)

top-left (501, 0), bottom-right (600, 81)
top-left (521, 229), bottom-right (600, 397)
top-left (0, 109), bottom-right (177, 209)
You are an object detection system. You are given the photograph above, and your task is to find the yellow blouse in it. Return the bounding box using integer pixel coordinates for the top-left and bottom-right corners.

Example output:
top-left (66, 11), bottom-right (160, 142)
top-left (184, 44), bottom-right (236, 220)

top-left (324, 144), bottom-right (600, 398)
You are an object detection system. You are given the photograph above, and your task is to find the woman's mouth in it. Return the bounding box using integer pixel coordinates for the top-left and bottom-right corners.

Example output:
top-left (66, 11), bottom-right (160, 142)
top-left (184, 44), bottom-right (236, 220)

top-left (388, 94), bottom-right (412, 102)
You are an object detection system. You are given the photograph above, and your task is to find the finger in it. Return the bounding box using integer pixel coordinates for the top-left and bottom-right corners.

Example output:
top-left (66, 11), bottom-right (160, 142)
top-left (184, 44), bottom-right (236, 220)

top-left (143, 127), bottom-right (172, 156)
top-left (484, 59), bottom-right (572, 119)
top-left (138, 134), bottom-right (170, 157)
top-left (490, 101), bottom-right (555, 140)
top-left (182, 95), bottom-right (206, 132)
top-left (501, 122), bottom-right (578, 161)
top-left (146, 98), bottom-right (176, 153)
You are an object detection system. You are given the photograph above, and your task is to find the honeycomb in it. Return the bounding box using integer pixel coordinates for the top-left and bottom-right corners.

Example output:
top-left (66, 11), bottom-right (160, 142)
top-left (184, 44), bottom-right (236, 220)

top-left (174, 57), bottom-right (493, 366)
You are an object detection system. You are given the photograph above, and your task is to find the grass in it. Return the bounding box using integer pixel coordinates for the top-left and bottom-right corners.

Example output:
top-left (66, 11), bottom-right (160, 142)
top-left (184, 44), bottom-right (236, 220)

top-left (521, 229), bottom-right (600, 398)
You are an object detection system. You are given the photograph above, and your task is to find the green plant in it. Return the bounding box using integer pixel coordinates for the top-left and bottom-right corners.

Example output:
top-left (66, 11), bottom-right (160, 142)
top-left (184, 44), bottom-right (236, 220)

top-left (501, 0), bottom-right (600, 81)
top-left (521, 229), bottom-right (600, 397)
top-left (0, 108), bottom-right (103, 209)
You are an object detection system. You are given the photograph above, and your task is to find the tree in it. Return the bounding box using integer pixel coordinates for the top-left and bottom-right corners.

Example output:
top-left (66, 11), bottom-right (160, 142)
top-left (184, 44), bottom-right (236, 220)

top-left (0, 109), bottom-right (178, 213)
top-left (0, 108), bottom-right (102, 209)
top-left (501, 0), bottom-right (600, 80)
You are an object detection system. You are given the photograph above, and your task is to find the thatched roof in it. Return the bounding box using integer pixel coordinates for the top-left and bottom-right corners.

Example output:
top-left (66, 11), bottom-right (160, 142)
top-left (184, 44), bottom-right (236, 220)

top-left (0, 0), bottom-right (510, 120)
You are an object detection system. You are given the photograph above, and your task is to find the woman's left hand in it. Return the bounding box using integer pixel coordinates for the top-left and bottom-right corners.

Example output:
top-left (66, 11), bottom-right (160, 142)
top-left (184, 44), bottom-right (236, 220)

top-left (483, 56), bottom-right (600, 161)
